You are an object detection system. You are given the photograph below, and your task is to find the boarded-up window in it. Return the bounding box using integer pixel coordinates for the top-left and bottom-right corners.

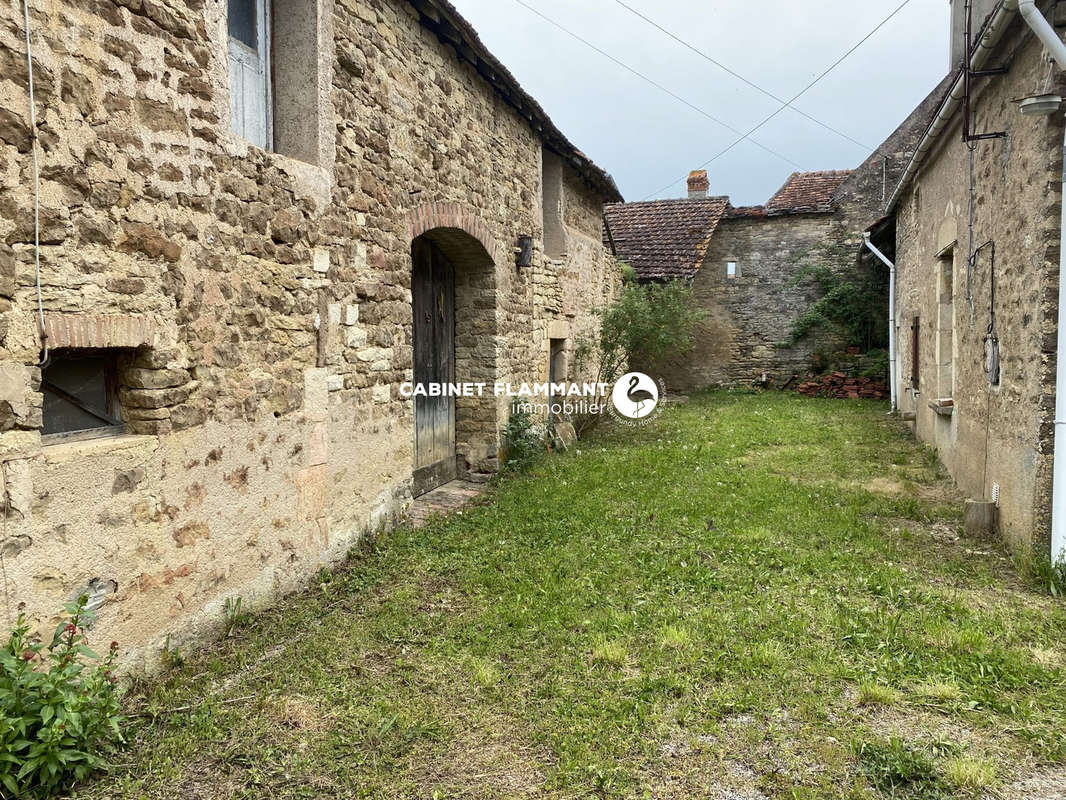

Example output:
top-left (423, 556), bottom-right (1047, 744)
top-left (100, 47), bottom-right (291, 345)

top-left (228, 0), bottom-right (272, 149)
top-left (542, 148), bottom-right (566, 259)
top-left (42, 353), bottom-right (124, 439)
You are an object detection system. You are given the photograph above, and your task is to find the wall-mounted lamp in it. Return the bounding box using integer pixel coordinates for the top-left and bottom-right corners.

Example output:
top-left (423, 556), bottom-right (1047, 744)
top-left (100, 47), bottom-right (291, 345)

top-left (515, 235), bottom-right (533, 268)
top-left (1020, 93), bottom-right (1063, 116)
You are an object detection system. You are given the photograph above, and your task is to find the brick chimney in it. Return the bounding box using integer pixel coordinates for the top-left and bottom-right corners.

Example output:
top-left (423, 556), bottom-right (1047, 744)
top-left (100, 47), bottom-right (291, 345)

top-left (687, 169), bottom-right (709, 199)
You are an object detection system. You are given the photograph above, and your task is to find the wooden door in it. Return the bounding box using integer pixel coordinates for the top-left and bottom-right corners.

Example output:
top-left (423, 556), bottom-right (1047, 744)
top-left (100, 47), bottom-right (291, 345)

top-left (412, 238), bottom-right (456, 495)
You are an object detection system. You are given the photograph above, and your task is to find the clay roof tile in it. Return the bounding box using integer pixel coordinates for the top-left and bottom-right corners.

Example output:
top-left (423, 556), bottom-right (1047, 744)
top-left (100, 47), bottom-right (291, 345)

top-left (764, 170), bottom-right (852, 214)
top-left (602, 197), bottom-right (730, 282)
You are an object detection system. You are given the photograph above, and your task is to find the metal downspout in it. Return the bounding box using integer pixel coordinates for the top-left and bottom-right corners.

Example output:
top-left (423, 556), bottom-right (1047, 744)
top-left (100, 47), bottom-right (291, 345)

top-left (1008, 0), bottom-right (1066, 562)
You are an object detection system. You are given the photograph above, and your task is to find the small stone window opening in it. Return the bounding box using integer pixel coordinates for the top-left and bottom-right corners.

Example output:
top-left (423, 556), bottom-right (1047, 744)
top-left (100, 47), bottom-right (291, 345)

top-left (542, 148), bottom-right (566, 259)
top-left (42, 351), bottom-right (127, 440)
top-left (726, 261), bottom-right (738, 279)
top-left (227, 0), bottom-right (327, 165)
top-left (936, 252), bottom-right (955, 400)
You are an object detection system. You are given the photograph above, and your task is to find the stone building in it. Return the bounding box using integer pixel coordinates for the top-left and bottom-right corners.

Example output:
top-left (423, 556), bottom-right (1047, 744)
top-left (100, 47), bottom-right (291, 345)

top-left (667, 170), bottom-right (853, 390)
top-left (604, 171), bottom-right (872, 392)
top-left (602, 77), bottom-right (950, 394)
top-left (886, 0), bottom-right (1066, 555)
top-left (0, 0), bottom-right (622, 662)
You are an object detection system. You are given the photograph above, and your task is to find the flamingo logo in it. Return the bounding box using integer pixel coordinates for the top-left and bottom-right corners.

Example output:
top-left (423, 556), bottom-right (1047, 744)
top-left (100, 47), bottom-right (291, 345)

top-left (611, 372), bottom-right (660, 420)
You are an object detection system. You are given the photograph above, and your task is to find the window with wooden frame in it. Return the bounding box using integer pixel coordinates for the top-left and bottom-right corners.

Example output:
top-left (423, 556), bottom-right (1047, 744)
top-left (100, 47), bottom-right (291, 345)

top-left (226, 0), bottom-right (329, 165)
top-left (228, 0), bottom-right (272, 149)
top-left (42, 352), bottom-right (125, 441)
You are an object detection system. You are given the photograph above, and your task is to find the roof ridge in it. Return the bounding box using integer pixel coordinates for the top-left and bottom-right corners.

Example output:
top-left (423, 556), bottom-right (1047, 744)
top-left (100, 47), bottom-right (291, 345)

top-left (605, 195), bottom-right (730, 209)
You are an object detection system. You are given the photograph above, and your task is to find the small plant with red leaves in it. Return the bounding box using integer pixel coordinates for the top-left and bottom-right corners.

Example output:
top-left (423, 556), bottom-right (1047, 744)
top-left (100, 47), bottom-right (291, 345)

top-left (0, 597), bottom-right (123, 797)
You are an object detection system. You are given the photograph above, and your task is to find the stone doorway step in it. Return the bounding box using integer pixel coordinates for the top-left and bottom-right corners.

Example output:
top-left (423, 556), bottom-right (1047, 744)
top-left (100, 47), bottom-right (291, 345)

top-left (409, 480), bottom-right (487, 528)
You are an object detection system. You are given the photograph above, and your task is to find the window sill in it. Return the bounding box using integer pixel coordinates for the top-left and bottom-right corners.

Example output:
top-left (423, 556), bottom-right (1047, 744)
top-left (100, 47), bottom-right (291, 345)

top-left (929, 399), bottom-right (954, 418)
top-left (226, 135), bottom-right (333, 211)
top-left (42, 431), bottom-right (158, 463)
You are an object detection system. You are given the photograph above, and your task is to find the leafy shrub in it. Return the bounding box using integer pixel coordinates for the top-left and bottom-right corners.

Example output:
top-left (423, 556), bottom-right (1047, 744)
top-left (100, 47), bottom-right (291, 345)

top-left (788, 227), bottom-right (890, 353)
top-left (0, 598), bottom-right (123, 797)
top-left (618, 260), bottom-right (638, 286)
top-left (573, 273), bottom-right (704, 434)
top-left (600, 279), bottom-right (705, 379)
top-left (500, 408), bottom-right (544, 473)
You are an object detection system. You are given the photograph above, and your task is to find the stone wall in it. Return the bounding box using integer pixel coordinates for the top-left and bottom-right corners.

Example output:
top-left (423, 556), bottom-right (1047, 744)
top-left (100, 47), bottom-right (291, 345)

top-left (893, 17), bottom-right (1064, 551)
top-left (0, 0), bottom-right (618, 665)
top-left (659, 212), bottom-right (844, 392)
top-left (537, 163), bottom-right (620, 386)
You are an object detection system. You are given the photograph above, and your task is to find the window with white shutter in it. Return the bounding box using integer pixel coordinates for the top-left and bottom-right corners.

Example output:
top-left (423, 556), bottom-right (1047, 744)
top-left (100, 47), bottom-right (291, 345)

top-left (227, 0), bottom-right (272, 150)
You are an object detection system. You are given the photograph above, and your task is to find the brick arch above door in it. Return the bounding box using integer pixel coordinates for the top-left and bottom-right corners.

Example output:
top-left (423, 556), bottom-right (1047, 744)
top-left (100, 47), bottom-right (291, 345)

top-left (406, 202), bottom-right (503, 266)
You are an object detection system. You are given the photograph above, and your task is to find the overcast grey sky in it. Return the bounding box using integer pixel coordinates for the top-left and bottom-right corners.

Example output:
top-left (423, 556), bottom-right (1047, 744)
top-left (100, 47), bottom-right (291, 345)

top-left (449, 0), bottom-right (949, 206)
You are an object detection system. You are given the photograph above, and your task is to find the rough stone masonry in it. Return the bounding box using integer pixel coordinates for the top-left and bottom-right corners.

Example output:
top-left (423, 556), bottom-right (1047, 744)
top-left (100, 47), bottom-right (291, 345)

top-left (0, 0), bottom-right (622, 666)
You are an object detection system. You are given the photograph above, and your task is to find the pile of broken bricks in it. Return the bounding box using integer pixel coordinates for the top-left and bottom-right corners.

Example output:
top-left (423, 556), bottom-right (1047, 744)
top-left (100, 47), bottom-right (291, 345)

top-left (795, 372), bottom-right (889, 400)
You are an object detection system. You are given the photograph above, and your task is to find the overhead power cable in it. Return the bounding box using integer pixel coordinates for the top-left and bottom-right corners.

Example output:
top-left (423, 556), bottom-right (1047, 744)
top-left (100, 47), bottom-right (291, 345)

top-left (611, 0), bottom-right (873, 151)
top-left (640, 0), bottom-right (916, 200)
top-left (510, 0), bottom-right (802, 169)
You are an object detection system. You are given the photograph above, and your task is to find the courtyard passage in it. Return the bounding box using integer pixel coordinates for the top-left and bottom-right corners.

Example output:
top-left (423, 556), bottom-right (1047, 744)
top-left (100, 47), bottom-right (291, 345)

top-left (85, 392), bottom-right (1066, 799)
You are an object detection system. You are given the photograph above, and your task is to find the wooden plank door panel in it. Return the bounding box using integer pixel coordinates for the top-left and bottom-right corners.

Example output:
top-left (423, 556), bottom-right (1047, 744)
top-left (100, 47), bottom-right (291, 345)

top-left (412, 238), bottom-right (457, 495)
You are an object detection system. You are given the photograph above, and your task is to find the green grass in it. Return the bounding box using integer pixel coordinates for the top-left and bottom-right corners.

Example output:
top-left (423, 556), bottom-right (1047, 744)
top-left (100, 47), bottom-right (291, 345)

top-left (80, 391), bottom-right (1066, 799)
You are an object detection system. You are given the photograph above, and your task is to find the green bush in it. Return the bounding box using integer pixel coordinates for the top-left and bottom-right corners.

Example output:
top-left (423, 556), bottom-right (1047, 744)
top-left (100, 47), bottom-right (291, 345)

top-left (573, 274), bottom-right (704, 435)
top-left (0, 598), bottom-right (123, 797)
top-left (788, 227), bottom-right (890, 353)
top-left (500, 409), bottom-right (544, 473)
top-left (598, 279), bottom-right (705, 379)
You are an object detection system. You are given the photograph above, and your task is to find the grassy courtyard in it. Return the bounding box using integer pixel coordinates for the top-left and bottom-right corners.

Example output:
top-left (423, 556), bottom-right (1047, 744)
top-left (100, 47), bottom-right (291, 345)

top-left (80, 392), bottom-right (1066, 799)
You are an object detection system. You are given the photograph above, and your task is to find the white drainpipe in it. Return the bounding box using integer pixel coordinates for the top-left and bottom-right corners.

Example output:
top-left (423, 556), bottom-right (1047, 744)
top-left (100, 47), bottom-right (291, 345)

top-left (1008, 0), bottom-right (1066, 562)
top-left (863, 234), bottom-right (897, 413)
top-left (1054, 145), bottom-right (1066, 564)
top-left (1012, 0), bottom-right (1066, 68)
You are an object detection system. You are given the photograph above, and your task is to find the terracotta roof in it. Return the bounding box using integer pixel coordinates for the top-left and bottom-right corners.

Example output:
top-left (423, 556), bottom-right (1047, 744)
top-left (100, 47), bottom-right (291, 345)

top-left (408, 0), bottom-right (622, 202)
top-left (764, 170), bottom-right (852, 214)
top-left (725, 205), bottom-right (768, 219)
top-left (603, 197), bottom-right (730, 281)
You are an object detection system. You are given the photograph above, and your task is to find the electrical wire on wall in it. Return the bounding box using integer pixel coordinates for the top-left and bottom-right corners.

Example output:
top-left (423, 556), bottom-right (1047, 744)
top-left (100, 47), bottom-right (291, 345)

top-left (971, 240), bottom-right (1000, 386)
top-left (22, 0), bottom-right (48, 367)
top-left (971, 240), bottom-right (999, 494)
top-left (0, 459), bottom-right (9, 627)
top-left (960, 0), bottom-right (1007, 325)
